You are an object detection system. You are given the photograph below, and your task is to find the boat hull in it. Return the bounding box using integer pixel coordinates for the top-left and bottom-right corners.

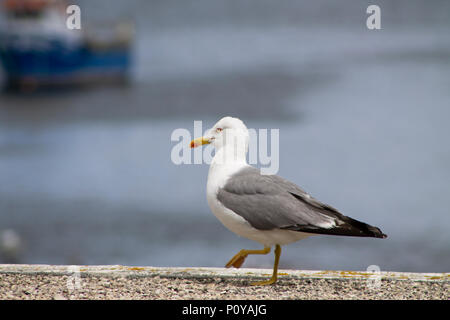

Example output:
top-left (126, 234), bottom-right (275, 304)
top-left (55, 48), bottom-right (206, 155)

top-left (0, 36), bottom-right (132, 89)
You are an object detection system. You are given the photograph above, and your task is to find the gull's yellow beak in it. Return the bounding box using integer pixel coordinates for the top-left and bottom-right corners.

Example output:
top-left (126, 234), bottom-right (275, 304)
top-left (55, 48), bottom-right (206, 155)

top-left (190, 137), bottom-right (211, 148)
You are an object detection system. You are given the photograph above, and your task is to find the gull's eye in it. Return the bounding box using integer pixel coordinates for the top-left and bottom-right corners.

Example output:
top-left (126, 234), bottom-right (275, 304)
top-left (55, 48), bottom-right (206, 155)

top-left (216, 128), bottom-right (223, 133)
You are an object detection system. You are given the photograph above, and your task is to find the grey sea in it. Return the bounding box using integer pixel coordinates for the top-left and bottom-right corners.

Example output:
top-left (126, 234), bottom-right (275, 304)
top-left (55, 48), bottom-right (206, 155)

top-left (0, 0), bottom-right (449, 272)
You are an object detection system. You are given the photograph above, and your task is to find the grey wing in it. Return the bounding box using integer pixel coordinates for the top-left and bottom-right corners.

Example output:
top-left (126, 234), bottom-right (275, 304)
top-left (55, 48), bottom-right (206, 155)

top-left (216, 167), bottom-right (387, 238)
top-left (216, 167), bottom-right (338, 231)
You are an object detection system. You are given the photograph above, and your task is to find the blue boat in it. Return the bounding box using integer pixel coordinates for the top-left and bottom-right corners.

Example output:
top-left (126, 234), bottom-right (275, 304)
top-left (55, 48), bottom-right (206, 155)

top-left (0, 0), bottom-right (133, 90)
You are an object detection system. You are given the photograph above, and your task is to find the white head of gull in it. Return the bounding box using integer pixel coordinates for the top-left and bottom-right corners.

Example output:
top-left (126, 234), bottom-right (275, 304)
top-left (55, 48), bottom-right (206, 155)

top-left (190, 116), bottom-right (386, 285)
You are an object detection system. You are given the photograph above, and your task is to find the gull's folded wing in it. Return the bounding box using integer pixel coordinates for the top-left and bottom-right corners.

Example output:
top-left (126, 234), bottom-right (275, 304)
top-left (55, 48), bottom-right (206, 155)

top-left (217, 167), bottom-right (387, 238)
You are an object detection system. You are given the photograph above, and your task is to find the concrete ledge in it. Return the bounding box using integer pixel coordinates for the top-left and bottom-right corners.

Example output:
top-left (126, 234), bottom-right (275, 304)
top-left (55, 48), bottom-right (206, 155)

top-left (0, 264), bottom-right (448, 300)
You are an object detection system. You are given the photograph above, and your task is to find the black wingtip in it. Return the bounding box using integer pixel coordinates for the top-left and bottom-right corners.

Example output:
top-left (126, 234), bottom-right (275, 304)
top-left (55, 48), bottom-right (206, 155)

top-left (367, 225), bottom-right (387, 239)
top-left (376, 232), bottom-right (388, 239)
top-left (332, 219), bottom-right (388, 239)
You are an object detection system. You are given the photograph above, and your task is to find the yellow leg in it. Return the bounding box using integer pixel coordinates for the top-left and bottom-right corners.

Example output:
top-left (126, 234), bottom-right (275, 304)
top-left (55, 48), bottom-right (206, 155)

top-left (225, 246), bottom-right (271, 268)
top-left (251, 244), bottom-right (281, 286)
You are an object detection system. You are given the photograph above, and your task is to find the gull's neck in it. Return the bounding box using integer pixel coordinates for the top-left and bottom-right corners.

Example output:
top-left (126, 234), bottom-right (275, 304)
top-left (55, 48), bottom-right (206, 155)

top-left (211, 144), bottom-right (248, 168)
top-left (208, 144), bottom-right (248, 190)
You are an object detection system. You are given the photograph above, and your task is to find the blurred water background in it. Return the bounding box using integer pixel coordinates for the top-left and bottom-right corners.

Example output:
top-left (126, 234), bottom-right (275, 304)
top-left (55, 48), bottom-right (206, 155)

top-left (0, 0), bottom-right (449, 272)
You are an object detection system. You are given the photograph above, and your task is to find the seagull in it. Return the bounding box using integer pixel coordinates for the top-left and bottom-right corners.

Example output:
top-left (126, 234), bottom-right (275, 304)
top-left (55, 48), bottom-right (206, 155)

top-left (190, 116), bottom-right (387, 285)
